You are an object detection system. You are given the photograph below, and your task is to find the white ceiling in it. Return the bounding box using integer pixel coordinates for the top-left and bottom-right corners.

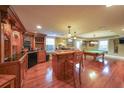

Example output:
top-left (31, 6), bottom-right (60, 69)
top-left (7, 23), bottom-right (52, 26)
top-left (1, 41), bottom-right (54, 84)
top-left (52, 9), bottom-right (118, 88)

top-left (12, 5), bottom-right (124, 38)
top-left (80, 30), bottom-right (118, 38)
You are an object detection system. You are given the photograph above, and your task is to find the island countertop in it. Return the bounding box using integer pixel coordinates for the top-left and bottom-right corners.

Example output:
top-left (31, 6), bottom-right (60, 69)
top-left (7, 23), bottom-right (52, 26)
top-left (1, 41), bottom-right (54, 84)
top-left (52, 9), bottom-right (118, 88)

top-left (52, 50), bottom-right (78, 80)
top-left (52, 50), bottom-right (76, 55)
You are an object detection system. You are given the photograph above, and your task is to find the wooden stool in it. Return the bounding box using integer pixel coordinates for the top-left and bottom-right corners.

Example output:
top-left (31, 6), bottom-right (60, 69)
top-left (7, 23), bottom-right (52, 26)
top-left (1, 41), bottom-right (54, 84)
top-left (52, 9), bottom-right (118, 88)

top-left (64, 51), bottom-right (84, 87)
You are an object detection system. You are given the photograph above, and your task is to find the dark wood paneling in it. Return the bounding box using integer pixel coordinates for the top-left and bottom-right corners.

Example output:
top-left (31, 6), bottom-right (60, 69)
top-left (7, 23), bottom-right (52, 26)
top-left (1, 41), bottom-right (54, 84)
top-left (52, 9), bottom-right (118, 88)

top-left (0, 53), bottom-right (28, 88)
top-left (0, 74), bottom-right (16, 88)
top-left (37, 50), bottom-right (46, 63)
top-left (0, 11), bottom-right (1, 63)
top-left (0, 62), bottom-right (21, 87)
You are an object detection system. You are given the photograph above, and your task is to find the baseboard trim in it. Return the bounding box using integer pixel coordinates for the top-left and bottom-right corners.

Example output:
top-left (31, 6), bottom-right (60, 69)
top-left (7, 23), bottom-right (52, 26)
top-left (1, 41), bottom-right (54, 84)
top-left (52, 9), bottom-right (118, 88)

top-left (105, 54), bottom-right (124, 60)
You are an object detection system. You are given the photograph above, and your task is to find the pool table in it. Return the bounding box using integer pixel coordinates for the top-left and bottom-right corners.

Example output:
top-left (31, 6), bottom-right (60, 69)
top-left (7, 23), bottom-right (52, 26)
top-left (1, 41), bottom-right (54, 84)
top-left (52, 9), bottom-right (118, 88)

top-left (83, 50), bottom-right (105, 62)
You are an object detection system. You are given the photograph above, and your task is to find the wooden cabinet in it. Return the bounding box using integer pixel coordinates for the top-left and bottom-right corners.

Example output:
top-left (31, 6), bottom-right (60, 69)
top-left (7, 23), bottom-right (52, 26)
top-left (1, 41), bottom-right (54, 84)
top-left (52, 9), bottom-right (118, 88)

top-left (35, 33), bottom-right (46, 50)
top-left (0, 6), bottom-right (26, 63)
top-left (35, 36), bottom-right (44, 43)
top-left (52, 51), bottom-right (75, 80)
top-left (4, 39), bottom-right (10, 58)
top-left (19, 53), bottom-right (28, 86)
top-left (37, 50), bottom-right (46, 63)
top-left (35, 33), bottom-right (46, 63)
top-left (0, 53), bottom-right (28, 88)
top-left (0, 74), bottom-right (16, 88)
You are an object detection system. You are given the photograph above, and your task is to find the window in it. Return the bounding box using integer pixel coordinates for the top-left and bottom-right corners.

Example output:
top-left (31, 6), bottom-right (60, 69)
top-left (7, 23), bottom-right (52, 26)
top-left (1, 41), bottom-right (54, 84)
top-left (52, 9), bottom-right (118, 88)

top-left (99, 40), bottom-right (108, 51)
top-left (46, 37), bottom-right (55, 52)
top-left (75, 40), bottom-right (82, 50)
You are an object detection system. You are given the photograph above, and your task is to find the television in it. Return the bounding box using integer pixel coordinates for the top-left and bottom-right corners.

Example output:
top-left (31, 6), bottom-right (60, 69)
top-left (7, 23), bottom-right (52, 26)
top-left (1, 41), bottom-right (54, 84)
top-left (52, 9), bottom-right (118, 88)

top-left (119, 37), bottom-right (124, 44)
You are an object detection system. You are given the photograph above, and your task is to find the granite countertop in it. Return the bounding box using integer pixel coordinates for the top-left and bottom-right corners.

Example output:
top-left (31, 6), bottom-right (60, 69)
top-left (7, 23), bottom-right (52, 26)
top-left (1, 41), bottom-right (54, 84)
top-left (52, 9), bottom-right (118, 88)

top-left (4, 50), bottom-right (45, 62)
top-left (53, 50), bottom-right (75, 55)
top-left (4, 52), bottom-right (27, 62)
top-left (28, 50), bottom-right (38, 54)
top-left (28, 50), bottom-right (45, 54)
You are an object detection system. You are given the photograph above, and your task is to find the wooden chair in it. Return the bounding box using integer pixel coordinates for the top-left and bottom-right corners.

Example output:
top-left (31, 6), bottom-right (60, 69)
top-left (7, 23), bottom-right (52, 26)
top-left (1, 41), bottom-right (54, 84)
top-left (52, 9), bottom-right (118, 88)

top-left (64, 51), bottom-right (84, 87)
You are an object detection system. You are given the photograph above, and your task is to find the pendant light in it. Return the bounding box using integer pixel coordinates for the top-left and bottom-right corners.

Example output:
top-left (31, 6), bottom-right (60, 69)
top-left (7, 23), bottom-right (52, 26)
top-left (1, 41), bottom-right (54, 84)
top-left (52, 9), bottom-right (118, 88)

top-left (74, 32), bottom-right (77, 40)
top-left (67, 25), bottom-right (72, 38)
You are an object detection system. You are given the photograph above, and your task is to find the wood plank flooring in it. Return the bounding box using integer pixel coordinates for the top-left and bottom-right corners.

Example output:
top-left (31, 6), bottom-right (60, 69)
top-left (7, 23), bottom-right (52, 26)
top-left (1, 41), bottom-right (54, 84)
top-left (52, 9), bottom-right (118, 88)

top-left (23, 57), bottom-right (124, 88)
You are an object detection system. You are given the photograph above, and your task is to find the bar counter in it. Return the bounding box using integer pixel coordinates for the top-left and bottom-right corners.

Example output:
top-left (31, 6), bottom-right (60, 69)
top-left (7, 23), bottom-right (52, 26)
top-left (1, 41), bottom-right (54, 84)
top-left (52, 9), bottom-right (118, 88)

top-left (52, 50), bottom-right (75, 55)
top-left (28, 50), bottom-right (46, 68)
top-left (0, 50), bottom-right (46, 87)
top-left (52, 50), bottom-right (76, 80)
top-left (0, 52), bottom-right (28, 87)
top-left (0, 74), bottom-right (16, 88)
top-left (4, 52), bottom-right (27, 62)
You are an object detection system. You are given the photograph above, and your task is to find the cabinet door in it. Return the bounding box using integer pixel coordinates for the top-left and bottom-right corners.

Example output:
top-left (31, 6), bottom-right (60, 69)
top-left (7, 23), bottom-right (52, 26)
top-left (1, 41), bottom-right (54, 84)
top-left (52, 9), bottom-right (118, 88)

top-left (37, 51), bottom-right (46, 63)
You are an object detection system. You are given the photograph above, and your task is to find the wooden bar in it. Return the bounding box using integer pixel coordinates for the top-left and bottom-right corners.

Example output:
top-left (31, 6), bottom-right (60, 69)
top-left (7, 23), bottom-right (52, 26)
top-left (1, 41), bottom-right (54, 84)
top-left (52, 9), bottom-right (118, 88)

top-left (0, 6), bottom-right (46, 87)
top-left (0, 52), bottom-right (28, 88)
top-left (0, 6), bottom-right (9, 63)
top-left (0, 6), bottom-right (29, 86)
top-left (0, 11), bottom-right (2, 63)
top-left (37, 50), bottom-right (46, 63)
top-left (52, 50), bottom-right (75, 80)
top-left (0, 74), bottom-right (16, 88)
top-left (24, 32), bottom-right (46, 64)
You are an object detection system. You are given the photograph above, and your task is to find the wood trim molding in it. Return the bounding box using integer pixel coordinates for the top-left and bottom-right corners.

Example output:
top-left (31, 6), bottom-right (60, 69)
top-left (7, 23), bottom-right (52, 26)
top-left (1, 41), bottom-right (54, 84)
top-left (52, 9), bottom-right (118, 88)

top-left (0, 53), bottom-right (28, 88)
top-left (0, 12), bottom-right (1, 63)
top-left (0, 6), bottom-right (9, 12)
top-left (8, 7), bottom-right (26, 33)
top-left (0, 6), bottom-right (8, 63)
top-left (0, 13), bottom-right (5, 63)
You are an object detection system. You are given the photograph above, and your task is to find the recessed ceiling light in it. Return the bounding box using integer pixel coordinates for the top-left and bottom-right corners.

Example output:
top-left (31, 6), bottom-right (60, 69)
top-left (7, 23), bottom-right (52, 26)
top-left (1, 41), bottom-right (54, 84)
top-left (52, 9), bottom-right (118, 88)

top-left (122, 29), bottom-right (124, 31)
top-left (36, 25), bottom-right (42, 29)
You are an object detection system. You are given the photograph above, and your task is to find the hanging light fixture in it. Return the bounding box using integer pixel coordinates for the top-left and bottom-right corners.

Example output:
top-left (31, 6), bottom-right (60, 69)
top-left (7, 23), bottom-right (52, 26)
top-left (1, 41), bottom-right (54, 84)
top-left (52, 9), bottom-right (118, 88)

top-left (73, 32), bottom-right (77, 40)
top-left (67, 25), bottom-right (72, 38)
top-left (67, 25), bottom-right (77, 39)
top-left (90, 34), bottom-right (98, 45)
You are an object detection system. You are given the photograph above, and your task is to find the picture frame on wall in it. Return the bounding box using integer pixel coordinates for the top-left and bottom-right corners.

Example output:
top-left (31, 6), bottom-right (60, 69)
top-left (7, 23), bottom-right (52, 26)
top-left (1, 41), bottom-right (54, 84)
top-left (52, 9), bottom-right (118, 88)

top-left (67, 38), bottom-right (73, 47)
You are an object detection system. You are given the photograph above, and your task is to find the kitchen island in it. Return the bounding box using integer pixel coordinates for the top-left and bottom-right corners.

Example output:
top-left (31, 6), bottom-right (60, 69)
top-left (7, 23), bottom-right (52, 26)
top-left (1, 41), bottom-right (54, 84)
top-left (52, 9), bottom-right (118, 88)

top-left (52, 50), bottom-right (75, 80)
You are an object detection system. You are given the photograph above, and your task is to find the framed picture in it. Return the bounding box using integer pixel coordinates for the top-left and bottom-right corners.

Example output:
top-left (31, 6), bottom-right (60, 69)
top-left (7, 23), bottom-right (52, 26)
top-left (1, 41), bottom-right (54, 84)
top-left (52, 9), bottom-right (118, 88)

top-left (67, 38), bottom-right (73, 47)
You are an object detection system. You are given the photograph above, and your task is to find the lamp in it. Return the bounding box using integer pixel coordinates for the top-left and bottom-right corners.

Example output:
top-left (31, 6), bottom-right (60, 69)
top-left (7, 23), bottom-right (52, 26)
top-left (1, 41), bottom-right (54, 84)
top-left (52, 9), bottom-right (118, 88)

top-left (89, 34), bottom-right (98, 45)
top-left (67, 25), bottom-right (77, 39)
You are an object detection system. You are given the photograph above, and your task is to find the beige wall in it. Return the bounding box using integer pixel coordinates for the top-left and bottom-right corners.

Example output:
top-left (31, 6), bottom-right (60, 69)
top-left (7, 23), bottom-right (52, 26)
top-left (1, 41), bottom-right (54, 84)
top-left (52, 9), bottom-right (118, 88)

top-left (55, 37), bottom-right (124, 57)
top-left (55, 37), bottom-right (98, 51)
top-left (82, 40), bottom-right (98, 51)
top-left (85, 43), bottom-right (98, 50)
top-left (55, 38), bottom-right (83, 49)
top-left (84, 39), bottom-right (124, 57)
top-left (55, 37), bottom-right (67, 48)
top-left (118, 44), bottom-right (124, 56)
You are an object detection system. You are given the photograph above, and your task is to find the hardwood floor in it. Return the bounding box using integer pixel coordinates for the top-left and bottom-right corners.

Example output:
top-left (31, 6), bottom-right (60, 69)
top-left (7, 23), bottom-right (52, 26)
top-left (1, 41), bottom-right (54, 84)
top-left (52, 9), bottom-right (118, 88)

top-left (23, 57), bottom-right (124, 88)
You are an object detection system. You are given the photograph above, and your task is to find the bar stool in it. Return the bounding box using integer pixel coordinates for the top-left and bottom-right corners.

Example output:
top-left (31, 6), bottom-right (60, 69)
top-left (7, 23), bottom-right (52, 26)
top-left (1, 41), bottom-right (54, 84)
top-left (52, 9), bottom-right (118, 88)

top-left (64, 51), bottom-right (84, 87)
